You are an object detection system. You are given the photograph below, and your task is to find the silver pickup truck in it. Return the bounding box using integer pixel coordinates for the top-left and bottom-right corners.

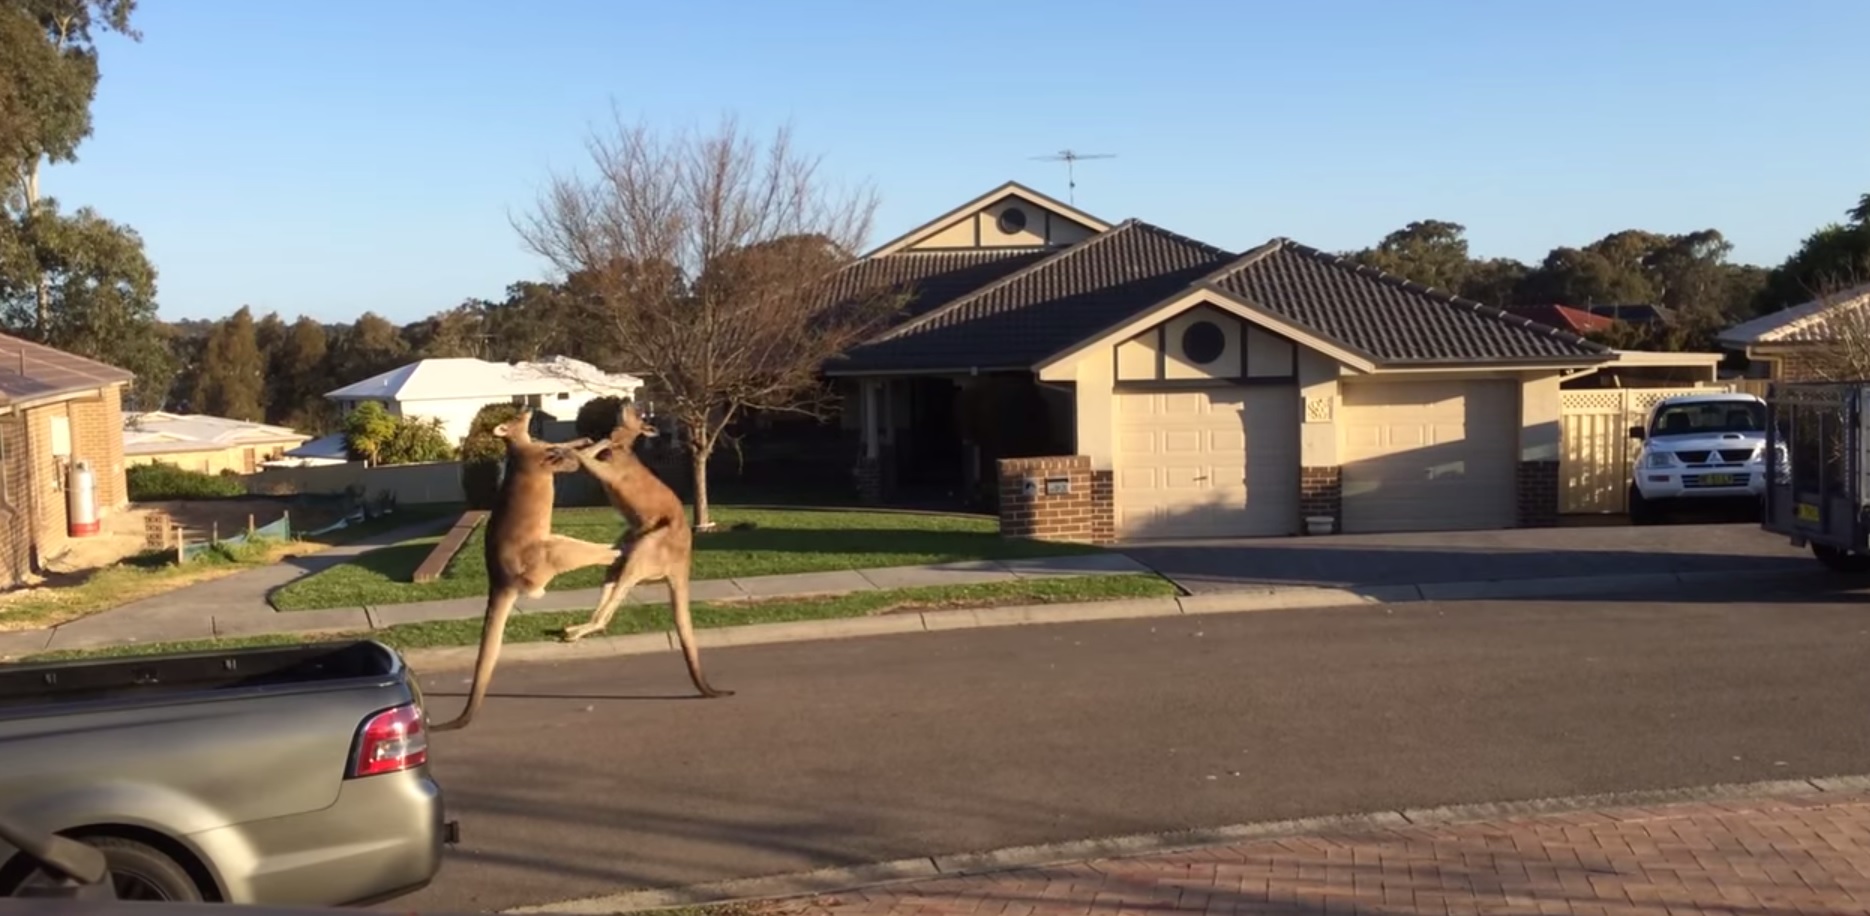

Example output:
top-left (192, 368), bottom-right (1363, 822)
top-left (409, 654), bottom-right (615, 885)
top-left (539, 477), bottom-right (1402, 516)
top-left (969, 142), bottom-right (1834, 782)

top-left (0, 639), bottom-right (457, 906)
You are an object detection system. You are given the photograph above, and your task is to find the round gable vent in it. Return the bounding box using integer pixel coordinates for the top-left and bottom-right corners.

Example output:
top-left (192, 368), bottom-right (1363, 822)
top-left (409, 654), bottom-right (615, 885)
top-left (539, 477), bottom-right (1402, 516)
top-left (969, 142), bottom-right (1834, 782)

top-left (1181, 320), bottom-right (1226, 365)
top-left (996, 206), bottom-right (1028, 235)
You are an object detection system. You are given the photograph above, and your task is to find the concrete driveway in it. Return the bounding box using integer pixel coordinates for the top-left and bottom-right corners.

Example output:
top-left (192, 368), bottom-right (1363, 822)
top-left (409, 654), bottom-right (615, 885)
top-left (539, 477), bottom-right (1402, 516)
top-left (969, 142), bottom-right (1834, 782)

top-left (1121, 522), bottom-right (1815, 594)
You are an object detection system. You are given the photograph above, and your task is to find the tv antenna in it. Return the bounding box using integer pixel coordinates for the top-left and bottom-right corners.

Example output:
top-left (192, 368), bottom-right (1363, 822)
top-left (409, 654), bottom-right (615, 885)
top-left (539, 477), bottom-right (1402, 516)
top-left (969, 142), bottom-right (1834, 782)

top-left (1030, 149), bottom-right (1116, 205)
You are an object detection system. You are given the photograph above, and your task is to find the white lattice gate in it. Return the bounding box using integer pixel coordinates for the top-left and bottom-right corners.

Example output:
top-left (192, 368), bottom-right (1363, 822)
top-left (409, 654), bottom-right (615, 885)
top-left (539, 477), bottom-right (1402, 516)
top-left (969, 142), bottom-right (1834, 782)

top-left (1560, 386), bottom-right (1737, 514)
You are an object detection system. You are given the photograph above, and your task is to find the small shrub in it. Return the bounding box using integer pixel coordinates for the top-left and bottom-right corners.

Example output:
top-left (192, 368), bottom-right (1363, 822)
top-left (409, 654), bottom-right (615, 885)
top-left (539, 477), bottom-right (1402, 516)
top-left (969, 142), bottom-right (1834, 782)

top-left (460, 403), bottom-right (523, 509)
top-left (128, 462), bottom-right (246, 501)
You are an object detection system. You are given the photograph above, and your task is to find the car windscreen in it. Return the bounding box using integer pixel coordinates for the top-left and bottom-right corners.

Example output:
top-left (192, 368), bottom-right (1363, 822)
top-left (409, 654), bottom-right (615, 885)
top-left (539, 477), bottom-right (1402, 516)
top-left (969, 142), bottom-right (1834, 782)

top-left (1650, 401), bottom-right (1766, 436)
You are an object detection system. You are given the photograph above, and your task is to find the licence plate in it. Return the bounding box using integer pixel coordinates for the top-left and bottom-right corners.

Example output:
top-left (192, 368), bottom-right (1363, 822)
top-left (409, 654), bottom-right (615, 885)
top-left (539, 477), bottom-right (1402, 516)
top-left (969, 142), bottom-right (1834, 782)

top-left (1797, 502), bottom-right (1821, 522)
top-left (1701, 474), bottom-right (1736, 486)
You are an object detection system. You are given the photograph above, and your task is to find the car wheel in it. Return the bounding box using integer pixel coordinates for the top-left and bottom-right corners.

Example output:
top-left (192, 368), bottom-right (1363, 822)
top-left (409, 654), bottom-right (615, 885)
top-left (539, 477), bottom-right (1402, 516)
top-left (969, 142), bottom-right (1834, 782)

top-left (1812, 545), bottom-right (1870, 574)
top-left (0, 836), bottom-right (203, 902)
top-left (1628, 487), bottom-right (1662, 525)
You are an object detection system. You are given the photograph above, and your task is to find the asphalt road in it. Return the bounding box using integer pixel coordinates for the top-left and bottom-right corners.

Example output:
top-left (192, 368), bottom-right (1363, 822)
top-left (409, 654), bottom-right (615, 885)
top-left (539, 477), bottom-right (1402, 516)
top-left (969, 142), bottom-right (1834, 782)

top-left (391, 576), bottom-right (1870, 913)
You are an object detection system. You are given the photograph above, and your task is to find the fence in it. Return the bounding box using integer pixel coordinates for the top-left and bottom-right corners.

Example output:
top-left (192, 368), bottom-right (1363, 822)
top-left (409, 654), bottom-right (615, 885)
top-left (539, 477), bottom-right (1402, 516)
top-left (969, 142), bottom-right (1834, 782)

top-left (143, 510), bottom-right (294, 561)
top-left (245, 460), bottom-right (466, 505)
top-left (1559, 384), bottom-right (1739, 514)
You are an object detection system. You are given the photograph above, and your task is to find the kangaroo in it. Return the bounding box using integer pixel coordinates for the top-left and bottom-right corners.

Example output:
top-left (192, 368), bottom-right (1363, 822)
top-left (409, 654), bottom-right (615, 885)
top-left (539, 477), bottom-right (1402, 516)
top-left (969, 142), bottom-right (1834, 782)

top-left (428, 409), bottom-right (624, 732)
top-left (548, 402), bottom-right (733, 698)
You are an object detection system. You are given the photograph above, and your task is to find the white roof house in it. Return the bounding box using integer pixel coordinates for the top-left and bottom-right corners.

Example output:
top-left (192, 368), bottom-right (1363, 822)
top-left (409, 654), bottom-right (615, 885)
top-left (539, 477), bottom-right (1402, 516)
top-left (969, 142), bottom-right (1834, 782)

top-left (324, 356), bottom-right (647, 445)
top-left (123, 411), bottom-right (315, 472)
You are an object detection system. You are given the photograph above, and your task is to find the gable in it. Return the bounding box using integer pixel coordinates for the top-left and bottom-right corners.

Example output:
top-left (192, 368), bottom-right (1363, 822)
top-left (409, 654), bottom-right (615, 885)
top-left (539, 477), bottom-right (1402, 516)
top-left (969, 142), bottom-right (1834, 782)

top-left (867, 181), bottom-right (1110, 257)
top-left (1114, 303), bottom-right (1299, 383)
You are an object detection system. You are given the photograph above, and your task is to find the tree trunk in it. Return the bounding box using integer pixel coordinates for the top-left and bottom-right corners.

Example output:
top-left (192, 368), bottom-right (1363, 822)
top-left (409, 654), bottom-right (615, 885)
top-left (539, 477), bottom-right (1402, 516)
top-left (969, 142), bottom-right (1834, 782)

top-left (690, 445), bottom-right (714, 532)
top-left (23, 163), bottom-right (50, 337)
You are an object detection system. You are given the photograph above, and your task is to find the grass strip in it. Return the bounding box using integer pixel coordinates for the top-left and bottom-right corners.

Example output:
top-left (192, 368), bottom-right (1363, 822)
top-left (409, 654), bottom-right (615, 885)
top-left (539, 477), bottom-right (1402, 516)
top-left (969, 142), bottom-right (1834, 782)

top-left (272, 506), bottom-right (1101, 612)
top-left (17, 573), bottom-right (1179, 663)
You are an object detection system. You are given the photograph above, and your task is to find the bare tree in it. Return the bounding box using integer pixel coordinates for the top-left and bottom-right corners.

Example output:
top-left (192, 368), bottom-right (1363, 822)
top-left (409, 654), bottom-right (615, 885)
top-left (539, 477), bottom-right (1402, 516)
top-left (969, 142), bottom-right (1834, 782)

top-left (1798, 259), bottom-right (1870, 382)
top-left (513, 111), bottom-right (903, 530)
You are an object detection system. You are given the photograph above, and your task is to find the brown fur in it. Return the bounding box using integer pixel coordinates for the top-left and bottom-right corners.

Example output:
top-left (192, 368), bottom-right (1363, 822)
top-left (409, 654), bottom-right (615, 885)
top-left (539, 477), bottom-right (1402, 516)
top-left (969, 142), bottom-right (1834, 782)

top-left (549, 403), bottom-right (732, 698)
top-left (428, 409), bottom-right (623, 732)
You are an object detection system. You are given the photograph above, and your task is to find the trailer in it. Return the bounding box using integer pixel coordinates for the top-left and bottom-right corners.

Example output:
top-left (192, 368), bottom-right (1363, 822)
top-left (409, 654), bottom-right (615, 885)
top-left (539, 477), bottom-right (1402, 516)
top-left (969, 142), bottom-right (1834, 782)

top-left (1762, 380), bottom-right (1870, 572)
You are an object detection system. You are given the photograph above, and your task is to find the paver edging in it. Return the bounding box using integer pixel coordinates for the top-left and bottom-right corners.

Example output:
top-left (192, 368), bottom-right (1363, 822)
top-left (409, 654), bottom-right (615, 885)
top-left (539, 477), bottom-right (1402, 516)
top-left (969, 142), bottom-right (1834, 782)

top-left (501, 772), bottom-right (1870, 915)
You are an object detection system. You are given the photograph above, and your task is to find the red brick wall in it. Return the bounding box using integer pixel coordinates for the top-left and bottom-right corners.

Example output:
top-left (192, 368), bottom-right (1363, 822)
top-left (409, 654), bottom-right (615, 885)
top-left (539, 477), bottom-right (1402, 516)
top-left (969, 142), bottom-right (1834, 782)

top-left (69, 386), bottom-right (127, 511)
top-left (1516, 460), bottom-right (1560, 528)
top-left (996, 455), bottom-right (1113, 545)
top-left (1300, 466), bottom-right (1341, 531)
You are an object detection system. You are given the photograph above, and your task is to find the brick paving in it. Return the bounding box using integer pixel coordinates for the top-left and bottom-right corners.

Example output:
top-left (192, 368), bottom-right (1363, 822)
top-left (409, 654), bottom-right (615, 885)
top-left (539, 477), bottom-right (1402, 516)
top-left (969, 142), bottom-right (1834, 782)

top-left (778, 792), bottom-right (1870, 916)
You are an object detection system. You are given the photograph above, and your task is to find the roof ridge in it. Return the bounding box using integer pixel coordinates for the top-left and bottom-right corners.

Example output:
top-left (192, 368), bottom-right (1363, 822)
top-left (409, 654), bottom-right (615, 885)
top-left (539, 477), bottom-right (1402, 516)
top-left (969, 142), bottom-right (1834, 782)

top-left (1195, 238), bottom-right (1288, 287)
top-left (1271, 238), bottom-right (1613, 355)
top-left (870, 219), bottom-right (1148, 343)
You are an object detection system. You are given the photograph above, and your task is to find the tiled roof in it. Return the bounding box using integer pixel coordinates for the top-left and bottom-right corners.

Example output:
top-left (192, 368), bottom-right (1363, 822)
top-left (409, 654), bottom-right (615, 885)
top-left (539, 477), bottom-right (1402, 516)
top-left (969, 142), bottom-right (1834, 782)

top-left (122, 411), bottom-right (309, 456)
top-left (1716, 282), bottom-right (1870, 347)
top-left (824, 248), bottom-right (1052, 324)
top-left (0, 333), bottom-right (133, 405)
top-left (1205, 240), bottom-right (1609, 363)
top-left (1502, 304), bottom-right (1618, 336)
top-left (832, 220), bottom-right (1237, 372)
top-left (326, 356), bottom-right (644, 402)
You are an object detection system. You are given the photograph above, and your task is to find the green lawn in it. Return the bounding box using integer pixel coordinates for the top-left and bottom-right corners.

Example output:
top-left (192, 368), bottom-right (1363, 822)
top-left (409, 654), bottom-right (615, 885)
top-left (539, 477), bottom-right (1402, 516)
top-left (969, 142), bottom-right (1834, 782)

top-left (24, 573), bottom-right (1177, 662)
top-left (270, 506), bottom-right (1103, 612)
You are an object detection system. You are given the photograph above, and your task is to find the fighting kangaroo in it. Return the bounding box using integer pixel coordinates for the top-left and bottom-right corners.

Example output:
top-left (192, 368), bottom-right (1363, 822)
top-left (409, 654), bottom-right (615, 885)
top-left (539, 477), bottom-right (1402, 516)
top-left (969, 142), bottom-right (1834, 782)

top-left (429, 409), bottom-right (624, 732)
top-left (548, 403), bottom-right (733, 698)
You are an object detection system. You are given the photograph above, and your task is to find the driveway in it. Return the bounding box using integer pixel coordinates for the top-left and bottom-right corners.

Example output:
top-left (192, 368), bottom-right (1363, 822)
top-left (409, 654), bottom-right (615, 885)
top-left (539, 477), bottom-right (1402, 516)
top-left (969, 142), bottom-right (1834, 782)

top-left (1121, 522), bottom-right (1813, 594)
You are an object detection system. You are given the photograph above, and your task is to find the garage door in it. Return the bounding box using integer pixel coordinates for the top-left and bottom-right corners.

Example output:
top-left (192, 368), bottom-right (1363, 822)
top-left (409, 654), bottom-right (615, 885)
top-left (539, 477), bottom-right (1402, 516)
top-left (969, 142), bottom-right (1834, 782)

top-left (1115, 386), bottom-right (1300, 539)
top-left (1341, 380), bottom-right (1518, 533)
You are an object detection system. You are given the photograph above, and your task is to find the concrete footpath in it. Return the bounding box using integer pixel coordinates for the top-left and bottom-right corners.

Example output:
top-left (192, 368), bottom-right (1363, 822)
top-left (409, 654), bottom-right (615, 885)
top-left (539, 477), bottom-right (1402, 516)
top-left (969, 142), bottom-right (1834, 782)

top-left (519, 780), bottom-right (1870, 916)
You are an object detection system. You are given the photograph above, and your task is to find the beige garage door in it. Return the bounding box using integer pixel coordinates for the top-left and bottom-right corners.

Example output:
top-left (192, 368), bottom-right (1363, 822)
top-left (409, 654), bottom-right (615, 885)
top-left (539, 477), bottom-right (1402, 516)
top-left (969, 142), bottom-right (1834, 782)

top-left (1341, 380), bottom-right (1518, 533)
top-left (1115, 386), bottom-right (1300, 539)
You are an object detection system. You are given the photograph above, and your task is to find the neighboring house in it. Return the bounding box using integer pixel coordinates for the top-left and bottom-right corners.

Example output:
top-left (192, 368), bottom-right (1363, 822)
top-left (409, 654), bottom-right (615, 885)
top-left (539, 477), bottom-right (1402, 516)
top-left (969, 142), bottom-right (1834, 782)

top-left (273, 433), bottom-right (351, 468)
top-left (1715, 282), bottom-right (1870, 382)
top-left (0, 333), bottom-right (133, 583)
top-left (122, 412), bottom-right (311, 474)
top-left (1502, 304), bottom-right (1618, 337)
top-left (1584, 303), bottom-right (1675, 326)
top-left (821, 181), bottom-right (1709, 541)
top-left (323, 356), bottom-right (646, 445)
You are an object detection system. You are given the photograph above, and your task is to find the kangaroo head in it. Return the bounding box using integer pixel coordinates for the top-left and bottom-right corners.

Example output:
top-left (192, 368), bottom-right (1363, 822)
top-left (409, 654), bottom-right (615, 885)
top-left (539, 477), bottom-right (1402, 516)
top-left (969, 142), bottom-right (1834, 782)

top-left (493, 408), bottom-right (535, 444)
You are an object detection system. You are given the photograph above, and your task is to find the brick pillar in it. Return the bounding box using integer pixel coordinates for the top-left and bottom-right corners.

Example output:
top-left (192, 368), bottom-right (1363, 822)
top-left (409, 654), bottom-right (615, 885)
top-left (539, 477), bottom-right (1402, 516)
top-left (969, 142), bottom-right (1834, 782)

top-left (1517, 460), bottom-right (1560, 528)
top-left (997, 455), bottom-right (1105, 544)
top-left (1299, 466), bottom-right (1342, 533)
top-left (1090, 470), bottom-right (1115, 545)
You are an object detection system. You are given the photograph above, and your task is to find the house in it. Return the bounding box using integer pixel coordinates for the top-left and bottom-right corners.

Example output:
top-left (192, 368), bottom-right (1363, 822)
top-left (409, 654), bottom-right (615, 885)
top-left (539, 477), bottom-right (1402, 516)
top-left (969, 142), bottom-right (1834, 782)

top-left (821, 181), bottom-right (1715, 541)
top-left (122, 412), bottom-right (311, 474)
top-left (0, 333), bottom-right (133, 582)
top-left (1716, 282), bottom-right (1870, 382)
top-left (323, 355), bottom-right (646, 445)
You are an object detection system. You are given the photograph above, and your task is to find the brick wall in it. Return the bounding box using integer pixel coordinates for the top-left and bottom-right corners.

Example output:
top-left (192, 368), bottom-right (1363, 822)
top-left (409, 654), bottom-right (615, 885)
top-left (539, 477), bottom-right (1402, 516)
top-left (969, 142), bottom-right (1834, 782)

top-left (23, 403), bottom-right (63, 555)
top-left (1774, 352), bottom-right (1824, 382)
top-left (854, 455), bottom-right (883, 503)
top-left (996, 455), bottom-right (1113, 545)
top-left (0, 416), bottom-right (32, 584)
top-left (69, 386), bottom-right (127, 511)
top-left (1516, 460), bottom-right (1560, 528)
top-left (1299, 466), bottom-right (1342, 532)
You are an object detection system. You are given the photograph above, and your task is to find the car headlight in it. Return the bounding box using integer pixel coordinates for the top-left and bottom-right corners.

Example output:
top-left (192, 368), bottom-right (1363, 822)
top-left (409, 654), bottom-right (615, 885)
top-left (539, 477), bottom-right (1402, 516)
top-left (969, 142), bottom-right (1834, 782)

top-left (1643, 451), bottom-right (1677, 469)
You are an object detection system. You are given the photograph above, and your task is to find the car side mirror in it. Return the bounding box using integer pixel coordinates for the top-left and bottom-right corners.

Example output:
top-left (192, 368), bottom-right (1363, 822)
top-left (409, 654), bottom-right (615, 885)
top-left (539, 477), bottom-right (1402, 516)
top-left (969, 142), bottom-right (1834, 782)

top-left (1628, 425), bottom-right (1645, 441)
top-left (0, 814), bottom-right (115, 899)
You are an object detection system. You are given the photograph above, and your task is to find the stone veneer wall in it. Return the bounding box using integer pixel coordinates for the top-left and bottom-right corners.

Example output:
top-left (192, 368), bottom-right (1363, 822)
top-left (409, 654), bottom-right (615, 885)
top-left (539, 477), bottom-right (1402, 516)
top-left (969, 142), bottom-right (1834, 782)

top-left (996, 455), bottom-right (1113, 545)
top-left (1516, 460), bottom-right (1560, 528)
top-left (1299, 466), bottom-right (1342, 532)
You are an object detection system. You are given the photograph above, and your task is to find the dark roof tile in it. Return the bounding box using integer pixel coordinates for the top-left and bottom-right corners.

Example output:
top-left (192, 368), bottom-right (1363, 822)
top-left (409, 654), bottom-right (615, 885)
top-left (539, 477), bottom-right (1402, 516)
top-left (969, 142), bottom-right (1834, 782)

top-left (825, 248), bottom-right (1053, 325)
top-left (833, 220), bottom-right (1235, 372)
top-left (1207, 240), bottom-right (1609, 363)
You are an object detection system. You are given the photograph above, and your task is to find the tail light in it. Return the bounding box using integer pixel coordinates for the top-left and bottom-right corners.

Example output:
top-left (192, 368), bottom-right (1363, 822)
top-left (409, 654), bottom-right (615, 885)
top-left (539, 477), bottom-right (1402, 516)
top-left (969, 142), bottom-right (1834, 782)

top-left (349, 703), bottom-right (429, 778)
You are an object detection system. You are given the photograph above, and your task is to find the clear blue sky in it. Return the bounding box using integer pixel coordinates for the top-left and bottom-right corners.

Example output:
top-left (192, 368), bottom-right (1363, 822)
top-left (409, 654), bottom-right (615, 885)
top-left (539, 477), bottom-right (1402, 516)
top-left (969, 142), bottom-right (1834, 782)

top-left (44, 0), bottom-right (1870, 324)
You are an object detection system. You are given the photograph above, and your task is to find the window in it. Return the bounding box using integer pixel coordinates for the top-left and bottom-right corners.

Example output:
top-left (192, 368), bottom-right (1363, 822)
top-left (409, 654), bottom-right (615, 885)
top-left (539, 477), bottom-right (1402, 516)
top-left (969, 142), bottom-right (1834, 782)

top-left (511, 394), bottom-right (544, 409)
top-left (1649, 401), bottom-right (1765, 436)
top-left (1180, 320), bottom-right (1226, 365)
top-left (996, 207), bottom-right (1028, 235)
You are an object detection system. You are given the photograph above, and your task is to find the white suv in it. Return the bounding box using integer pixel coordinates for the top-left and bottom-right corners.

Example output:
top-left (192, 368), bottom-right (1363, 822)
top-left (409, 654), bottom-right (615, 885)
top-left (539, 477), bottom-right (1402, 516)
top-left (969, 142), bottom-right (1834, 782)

top-left (1627, 392), bottom-right (1769, 523)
